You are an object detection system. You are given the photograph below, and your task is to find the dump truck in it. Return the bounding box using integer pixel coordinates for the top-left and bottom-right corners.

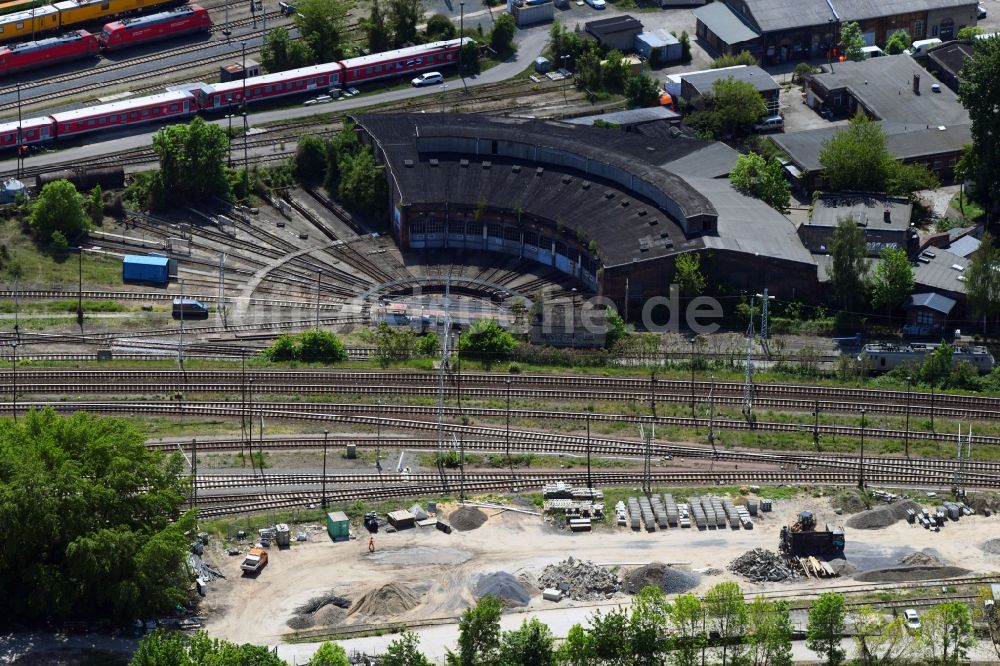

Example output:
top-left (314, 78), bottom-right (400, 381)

top-left (241, 547), bottom-right (268, 573)
top-left (779, 511), bottom-right (845, 556)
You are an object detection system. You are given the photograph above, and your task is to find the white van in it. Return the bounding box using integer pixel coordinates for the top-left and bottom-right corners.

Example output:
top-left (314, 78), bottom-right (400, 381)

top-left (906, 38), bottom-right (942, 57)
top-left (585, 0), bottom-right (606, 9)
top-left (753, 115), bottom-right (784, 133)
top-left (860, 45), bottom-right (883, 59)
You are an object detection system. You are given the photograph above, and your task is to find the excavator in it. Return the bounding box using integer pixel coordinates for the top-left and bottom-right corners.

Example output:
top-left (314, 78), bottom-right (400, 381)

top-left (779, 511), bottom-right (845, 556)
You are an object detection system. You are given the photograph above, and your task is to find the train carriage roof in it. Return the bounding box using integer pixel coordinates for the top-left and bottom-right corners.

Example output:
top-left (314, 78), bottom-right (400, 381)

top-left (49, 90), bottom-right (194, 122)
top-left (0, 5), bottom-right (57, 24)
top-left (339, 37), bottom-right (471, 70)
top-left (0, 116), bottom-right (55, 133)
top-left (199, 62), bottom-right (343, 96)
top-left (3, 29), bottom-right (89, 54)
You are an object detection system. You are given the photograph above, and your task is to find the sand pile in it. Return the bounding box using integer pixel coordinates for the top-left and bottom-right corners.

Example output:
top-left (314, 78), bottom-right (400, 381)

top-left (450, 506), bottom-right (488, 531)
top-left (845, 500), bottom-right (922, 529)
top-left (349, 583), bottom-right (421, 617)
top-left (476, 572), bottom-right (531, 607)
top-left (899, 552), bottom-right (941, 566)
top-left (623, 563), bottom-right (700, 595)
top-left (981, 539), bottom-right (1000, 554)
top-left (854, 565), bottom-right (969, 583)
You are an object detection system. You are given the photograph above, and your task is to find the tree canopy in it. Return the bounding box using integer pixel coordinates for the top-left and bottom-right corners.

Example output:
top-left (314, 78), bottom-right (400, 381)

top-left (425, 13), bottom-right (456, 40)
top-left (625, 74), bottom-right (660, 107)
top-left (30, 179), bottom-right (90, 248)
top-left (675, 252), bottom-right (706, 297)
top-left (712, 76), bottom-right (768, 136)
top-left (807, 592), bottom-right (847, 666)
top-left (491, 13), bottom-right (517, 55)
top-left (840, 21), bottom-right (866, 61)
top-left (868, 247), bottom-right (914, 314)
top-left (131, 630), bottom-right (288, 666)
top-left (819, 114), bottom-right (896, 192)
top-left (294, 0), bottom-right (350, 63)
top-left (457, 319), bottom-right (517, 368)
top-left (965, 232), bottom-right (1000, 333)
top-left (958, 35), bottom-right (1000, 212)
top-left (388, 0), bottom-right (421, 47)
top-left (0, 409), bottom-right (192, 624)
top-left (884, 29), bottom-right (911, 55)
top-left (446, 594), bottom-right (503, 666)
top-left (364, 0), bottom-right (392, 53)
top-left (152, 116), bottom-right (231, 204)
top-left (263, 330), bottom-right (347, 363)
top-left (730, 152), bottom-right (791, 213)
top-left (828, 217), bottom-right (869, 314)
top-left (261, 26), bottom-right (313, 72)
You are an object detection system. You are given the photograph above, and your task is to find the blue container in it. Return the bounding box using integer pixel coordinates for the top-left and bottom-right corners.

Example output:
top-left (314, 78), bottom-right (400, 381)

top-left (123, 255), bottom-right (169, 285)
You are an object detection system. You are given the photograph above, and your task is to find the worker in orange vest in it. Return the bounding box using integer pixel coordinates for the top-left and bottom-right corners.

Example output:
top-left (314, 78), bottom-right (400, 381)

top-left (368, 536), bottom-right (375, 553)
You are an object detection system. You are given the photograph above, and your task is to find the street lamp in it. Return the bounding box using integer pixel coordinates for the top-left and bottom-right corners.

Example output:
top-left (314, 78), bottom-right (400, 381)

top-left (440, 82), bottom-right (448, 112)
top-left (459, 1), bottom-right (468, 93)
top-left (241, 41), bottom-right (249, 200)
top-left (561, 55), bottom-right (569, 104)
top-left (322, 429), bottom-right (329, 509)
top-left (505, 378), bottom-right (513, 475)
top-left (689, 335), bottom-right (698, 418)
top-left (858, 408), bottom-right (866, 490)
top-left (904, 375), bottom-right (912, 460)
top-left (76, 246), bottom-right (84, 327)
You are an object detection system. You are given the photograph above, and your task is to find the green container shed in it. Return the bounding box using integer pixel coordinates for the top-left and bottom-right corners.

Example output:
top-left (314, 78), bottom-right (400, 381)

top-left (326, 511), bottom-right (350, 541)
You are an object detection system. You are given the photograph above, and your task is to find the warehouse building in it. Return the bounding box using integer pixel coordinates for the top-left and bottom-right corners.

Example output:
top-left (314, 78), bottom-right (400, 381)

top-left (353, 113), bottom-right (818, 316)
top-left (798, 194), bottom-right (917, 256)
top-left (678, 64), bottom-right (780, 115)
top-left (693, 0), bottom-right (978, 63)
top-left (585, 15), bottom-right (645, 51)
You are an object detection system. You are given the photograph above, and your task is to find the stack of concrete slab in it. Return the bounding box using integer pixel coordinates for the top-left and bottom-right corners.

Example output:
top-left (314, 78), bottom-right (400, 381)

top-left (639, 496), bottom-right (655, 532)
top-left (678, 503), bottom-right (691, 528)
top-left (628, 497), bottom-right (641, 530)
top-left (664, 494), bottom-right (679, 526)
top-left (651, 496), bottom-right (668, 529)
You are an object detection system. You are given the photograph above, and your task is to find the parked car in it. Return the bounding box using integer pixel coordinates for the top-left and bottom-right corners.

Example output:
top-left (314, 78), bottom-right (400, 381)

top-left (411, 71), bottom-right (444, 87)
top-left (904, 609), bottom-right (921, 631)
top-left (978, 3), bottom-right (987, 19)
top-left (585, 0), bottom-right (606, 9)
top-left (753, 115), bottom-right (784, 133)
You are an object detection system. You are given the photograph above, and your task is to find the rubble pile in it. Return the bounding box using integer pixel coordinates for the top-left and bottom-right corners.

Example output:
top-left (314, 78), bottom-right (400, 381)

top-left (189, 553), bottom-right (225, 582)
top-left (728, 549), bottom-right (795, 582)
top-left (295, 592), bottom-right (351, 615)
top-left (846, 500), bottom-right (922, 529)
top-left (622, 563), bottom-right (700, 595)
top-left (537, 557), bottom-right (622, 600)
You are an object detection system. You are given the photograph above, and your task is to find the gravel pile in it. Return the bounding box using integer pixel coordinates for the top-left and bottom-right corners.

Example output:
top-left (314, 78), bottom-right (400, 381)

top-left (729, 549), bottom-right (795, 582)
top-left (476, 572), bottom-right (531, 607)
top-left (845, 500), bottom-right (922, 530)
top-left (828, 559), bottom-right (857, 577)
top-left (450, 506), bottom-right (488, 531)
top-left (349, 583), bottom-right (421, 617)
top-left (854, 565), bottom-right (969, 583)
top-left (899, 552), bottom-right (941, 566)
top-left (623, 563), bottom-right (700, 595)
top-left (286, 614), bottom-right (314, 630)
top-left (295, 592), bottom-right (351, 615)
top-left (981, 539), bottom-right (1000, 554)
top-left (537, 557), bottom-right (622, 601)
top-left (287, 591), bottom-right (351, 630)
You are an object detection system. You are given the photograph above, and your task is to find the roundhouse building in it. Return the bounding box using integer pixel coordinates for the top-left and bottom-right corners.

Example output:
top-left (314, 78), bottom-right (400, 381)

top-left (353, 113), bottom-right (817, 312)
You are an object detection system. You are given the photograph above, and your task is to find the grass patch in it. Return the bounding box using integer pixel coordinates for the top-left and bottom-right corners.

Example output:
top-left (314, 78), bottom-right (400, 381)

top-left (951, 191), bottom-right (985, 221)
top-left (0, 218), bottom-right (123, 287)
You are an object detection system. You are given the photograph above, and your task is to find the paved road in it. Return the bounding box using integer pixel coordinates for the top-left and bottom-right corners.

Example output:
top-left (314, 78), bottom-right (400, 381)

top-left (0, 23), bottom-right (551, 176)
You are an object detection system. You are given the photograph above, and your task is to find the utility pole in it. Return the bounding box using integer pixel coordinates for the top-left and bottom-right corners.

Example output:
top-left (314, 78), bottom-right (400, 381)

top-left (191, 438), bottom-right (198, 508)
top-left (376, 402), bottom-right (383, 485)
top-left (904, 375), bottom-right (912, 459)
top-left (77, 247), bottom-right (83, 327)
top-left (11, 282), bottom-right (19, 423)
top-left (241, 41), bottom-right (249, 199)
top-left (16, 82), bottom-right (23, 179)
top-left (812, 400), bottom-right (820, 451)
top-left (458, 3), bottom-right (468, 93)
top-left (586, 410), bottom-right (592, 490)
top-left (315, 271), bottom-right (322, 329)
top-left (322, 429), bottom-right (328, 509)
top-left (639, 424), bottom-right (653, 495)
top-left (248, 378), bottom-right (254, 474)
top-left (649, 370), bottom-right (656, 417)
top-left (240, 351), bottom-right (248, 465)
top-left (178, 278), bottom-right (185, 368)
top-left (742, 295), bottom-right (756, 427)
top-left (930, 385), bottom-right (936, 432)
top-left (218, 253), bottom-right (227, 328)
top-left (708, 377), bottom-right (717, 456)
top-left (505, 378), bottom-right (513, 477)
top-left (561, 55), bottom-right (569, 104)
top-left (459, 433), bottom-right (465, 503)
top-left (689, 335), bottom-right (697, 418)
top-left (857, 408), bottom-right (866, 490)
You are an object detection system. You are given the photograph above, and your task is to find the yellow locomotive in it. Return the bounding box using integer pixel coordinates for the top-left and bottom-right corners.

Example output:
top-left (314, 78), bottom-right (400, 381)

top-left (0, 0), bottom-right (180, 42)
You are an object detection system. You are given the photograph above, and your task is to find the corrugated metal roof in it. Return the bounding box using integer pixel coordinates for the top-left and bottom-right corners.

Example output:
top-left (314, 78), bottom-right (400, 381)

top-left (682, 65), bottom-right (779, 95)
top-left (635, 29), bottom-right (680, 48)
top-left (948, 235), bottom-right (980, 257)
top-left (834, 0), bottom-right (976, 22)
top-left (692, 2), bottom-right (760, 44)
top-left (737, 0), bottom-right (834, 33)
top-left (123, 255), bottom-right (169, 267)
top-left (913, 248), bottom-right (967, 295)
top-left (905, 292), bottom-right (957, 314)
top-left (563, 106), bottom-right (680, 126)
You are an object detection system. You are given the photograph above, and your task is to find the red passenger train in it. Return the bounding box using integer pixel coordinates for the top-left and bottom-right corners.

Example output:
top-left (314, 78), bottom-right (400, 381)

top-left (99, 4), bottom-right (210, 51)
top-left (0, 29), bottom-right (97, 76)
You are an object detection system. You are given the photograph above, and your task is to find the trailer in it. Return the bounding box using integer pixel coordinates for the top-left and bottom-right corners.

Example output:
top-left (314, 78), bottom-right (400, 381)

top-left (779, 511), bottom-right (845, 556)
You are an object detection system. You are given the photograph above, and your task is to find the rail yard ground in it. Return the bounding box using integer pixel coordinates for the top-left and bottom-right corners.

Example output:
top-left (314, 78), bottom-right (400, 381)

top-left (197, 490), bottom-right (1000, 661)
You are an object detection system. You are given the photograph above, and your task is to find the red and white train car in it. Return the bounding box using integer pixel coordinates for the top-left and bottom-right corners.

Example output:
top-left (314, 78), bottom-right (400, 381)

top-left (0, 116), bottom-right (57, 148)
top-left (50, 89), bottom-right (196, 138)
top-left (99, 4), bottom-right (210, 51)
top-left (0, 29), bottom-right (98, 76)
top-left (193, 62), bottom-right (343, 111)
top-left (339, 37), bottom-right (469, 86)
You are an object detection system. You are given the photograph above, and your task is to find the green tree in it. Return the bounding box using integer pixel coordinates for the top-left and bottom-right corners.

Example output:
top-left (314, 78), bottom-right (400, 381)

top-left (675, 252), bottom-right (706, 297)
top-left (975, 586), bottom-right (1000, 662)
top-left (794, 62), bottom-right (816, 84)
top-left (887, 161), bottom-right (940, 194)
top-left (625, 74), bottom-right (660, 107)
top-left (382, 631), bottom-right (432, 666)
top-left (921, 342), bottom-right (954, 386)
top-left (460, 39), bottom-right (481, 74)
top-left (604, 308), bottom-right (627, 348)
top-left (919, 601), bottom-right (974, 666)
top-left (884, 29), bottom-right (911, 55)
top-left (265, 334), bottom-right (297, 362)
top-left (957, 25), bottom-right (984, 40)
top-left (86, 184), bottom-right (103, 226)
top-left (704, 581), bottom-right (748, 666)
top-left (712, 76), bottom-right (767, 136)
top-left (957, 35), bottom-right (1000, 214)
top-left (490, 13), bottom-right (516, 54)
top-left (417, 332), bottom-right (439, 357)
top-left (296, 329), bottom-right (347, 363)
top-left (295, 134), bottom-right (331, 186)
top-left (730, 152), bottom-right (791, 213)
top-left (807, 592), bottom-right (846, 666)
top-left (30, 179), bottom-right (89, 244)
top-left (819, 113), bottom-right (896, 191)
top-left (549, 22), bottom-right (587, 69)
top-left (828, 216), bottom-right (869, 314)
top-left (49, 229), bottom-right (70, 259)
top-left (499, 617), bottom-right (555, 666)
top-left (964, 231), bottom-right (1000, 334)
top-left (711, 50), bottom-right (757, 68)
top-left (556, 623), bottom-right (595, 665)
top-left (458, 319), bottom-right (517, 368)
top-left (325, 119), bottom-right (363, 189)
top-left (295, 0), bottom-right (350, 62)
top-left (309, 641), bottom-right (350, 666)
top-left (630, 585), bottom-right (672, 665)
top-left (589, 607), bottom-right (630, 664)
top-left (426, 13), bottom-right (456, 39)
top-left (840, 21), bottom-right (865, 61)
top-left (747, 598), bottom-right (794, 666)
top-left (132, 630), bottom-right (289, 666)
top-left (153, 116), bottom-right (231, 203)
top-left (446, 594), bottom-right (503, 666)
top-left (364, 0), bottom-right (392, 53)
top-left (868, 247), bottom-right (914, 315)
top-left (389, 0), bottom-right (421, 46)
top-left (337, 148), bottom-right (388, 219)
top-left (374, 322), bottom-right (417, 367)
top-left (669, 592), bottom-right (706, 666)
top-left (261, 26), bottom-right (313, 72)
top-left (851, 606), bottom-right (912, 666)
top-left (600, 50), bottom-right (629, 92)
top-left (1, 410), bottom-right (192, 624)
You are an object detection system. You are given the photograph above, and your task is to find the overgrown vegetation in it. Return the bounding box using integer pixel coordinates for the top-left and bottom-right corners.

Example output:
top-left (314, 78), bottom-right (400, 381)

top-left (262, 330), bottom-right (348, 363)
top-left (686, 76), bottom-right (767, 140)
top-left (730, 152), bottom-right (791, 213)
